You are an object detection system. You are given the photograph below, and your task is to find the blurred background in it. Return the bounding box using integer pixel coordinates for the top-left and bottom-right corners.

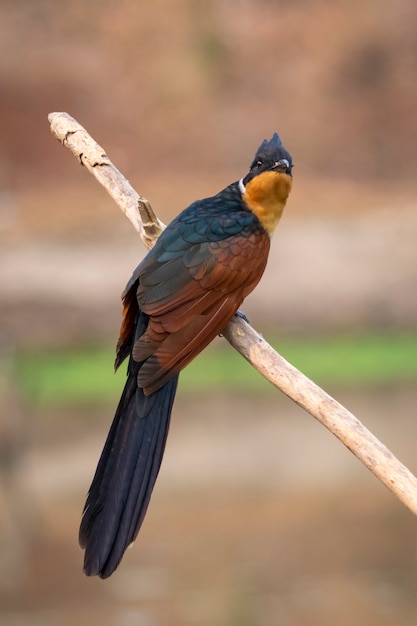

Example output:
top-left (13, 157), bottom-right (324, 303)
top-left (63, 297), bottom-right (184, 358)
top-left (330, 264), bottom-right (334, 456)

top-left (1, 1), bottom-right (417, 624)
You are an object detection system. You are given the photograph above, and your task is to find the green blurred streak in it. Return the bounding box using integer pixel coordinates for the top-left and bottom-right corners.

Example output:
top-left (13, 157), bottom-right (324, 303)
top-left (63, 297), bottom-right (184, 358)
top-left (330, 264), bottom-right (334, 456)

top-left (14, 332), bottom-right (417, 410)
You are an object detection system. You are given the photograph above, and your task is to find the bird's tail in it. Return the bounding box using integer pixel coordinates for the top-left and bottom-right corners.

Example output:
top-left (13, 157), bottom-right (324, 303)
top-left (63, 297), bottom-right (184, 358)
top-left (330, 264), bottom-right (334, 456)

top-left (79, 352), bottom-right (178, 579)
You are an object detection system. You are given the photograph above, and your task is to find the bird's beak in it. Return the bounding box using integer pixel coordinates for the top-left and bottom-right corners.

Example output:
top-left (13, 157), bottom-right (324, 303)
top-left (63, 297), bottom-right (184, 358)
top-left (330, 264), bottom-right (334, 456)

top-left (273, 158), bottom-right (291, 174)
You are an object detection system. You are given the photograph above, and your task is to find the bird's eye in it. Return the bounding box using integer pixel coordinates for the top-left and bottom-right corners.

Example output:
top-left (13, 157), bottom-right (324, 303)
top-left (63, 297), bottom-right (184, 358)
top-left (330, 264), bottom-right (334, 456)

top-left (256, 160), bottom-right (263, 168)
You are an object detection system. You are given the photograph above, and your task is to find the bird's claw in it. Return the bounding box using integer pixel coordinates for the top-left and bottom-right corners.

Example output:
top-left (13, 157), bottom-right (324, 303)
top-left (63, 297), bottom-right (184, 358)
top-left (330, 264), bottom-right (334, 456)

top-left (235, 309), bottom-right (250, 324)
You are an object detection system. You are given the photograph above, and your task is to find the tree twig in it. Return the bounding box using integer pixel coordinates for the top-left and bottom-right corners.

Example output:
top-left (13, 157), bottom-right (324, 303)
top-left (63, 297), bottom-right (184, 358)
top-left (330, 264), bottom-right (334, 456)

top-left (48, 112), bottom-right (164, 250)
top-left (48, 111), bottom-right (417, 517)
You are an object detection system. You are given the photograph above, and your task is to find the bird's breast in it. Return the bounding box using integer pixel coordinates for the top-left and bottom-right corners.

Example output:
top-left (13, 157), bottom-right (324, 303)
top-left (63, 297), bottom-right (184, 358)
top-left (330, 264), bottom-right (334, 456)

top-left (242, 171), bottom-right (292, 235)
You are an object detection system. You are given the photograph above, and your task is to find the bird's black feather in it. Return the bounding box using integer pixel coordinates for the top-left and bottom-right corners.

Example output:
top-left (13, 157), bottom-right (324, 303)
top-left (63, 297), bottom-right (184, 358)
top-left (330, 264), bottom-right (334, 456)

top-left (79, 312), bottom-right (178, 578)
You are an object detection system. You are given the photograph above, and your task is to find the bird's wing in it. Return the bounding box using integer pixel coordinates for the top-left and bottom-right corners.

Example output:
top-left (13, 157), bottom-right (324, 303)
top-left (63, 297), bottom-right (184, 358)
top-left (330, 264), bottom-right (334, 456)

top-left (133, 228), bottom-right (270, 394)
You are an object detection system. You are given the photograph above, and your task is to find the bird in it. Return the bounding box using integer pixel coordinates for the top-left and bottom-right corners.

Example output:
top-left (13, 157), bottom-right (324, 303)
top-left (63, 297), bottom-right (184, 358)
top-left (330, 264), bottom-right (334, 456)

top-left (79, 132), bottom-right (293, 578)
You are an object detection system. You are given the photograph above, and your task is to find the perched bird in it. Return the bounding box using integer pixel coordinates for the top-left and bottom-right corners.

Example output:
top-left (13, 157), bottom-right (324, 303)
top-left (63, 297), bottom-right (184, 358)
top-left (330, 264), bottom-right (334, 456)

top-left (79, 133), bottom-right (293, 578)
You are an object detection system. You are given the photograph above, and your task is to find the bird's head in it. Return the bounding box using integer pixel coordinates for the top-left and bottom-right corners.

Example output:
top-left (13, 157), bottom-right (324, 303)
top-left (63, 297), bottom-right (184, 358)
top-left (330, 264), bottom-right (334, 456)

top-left (244, 132), bottom-right (293, 183)
top-left (239, 133), bottom-right (293, 235)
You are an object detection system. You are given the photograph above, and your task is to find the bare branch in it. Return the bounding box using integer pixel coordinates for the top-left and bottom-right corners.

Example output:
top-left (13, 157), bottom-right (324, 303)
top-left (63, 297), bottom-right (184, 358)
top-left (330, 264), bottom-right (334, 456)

top-left (49, 111), bottom-right (417, 516)
top-left (48, 112), bottom-right (164, 250)
top-left (222, 319), bottom-right (417, 512)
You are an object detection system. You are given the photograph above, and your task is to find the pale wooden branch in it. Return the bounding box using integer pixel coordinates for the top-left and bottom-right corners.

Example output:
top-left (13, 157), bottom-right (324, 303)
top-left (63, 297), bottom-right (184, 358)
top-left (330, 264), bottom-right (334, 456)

top-left (49, 111), bottom-right (417, 517)
top-left (48, 112), bottom-right (164, 250)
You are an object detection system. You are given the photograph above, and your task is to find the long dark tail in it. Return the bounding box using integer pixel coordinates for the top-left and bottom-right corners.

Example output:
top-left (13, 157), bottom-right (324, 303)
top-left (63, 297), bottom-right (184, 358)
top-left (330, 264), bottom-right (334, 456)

top-left (79, 350), bottom-right (178, 578)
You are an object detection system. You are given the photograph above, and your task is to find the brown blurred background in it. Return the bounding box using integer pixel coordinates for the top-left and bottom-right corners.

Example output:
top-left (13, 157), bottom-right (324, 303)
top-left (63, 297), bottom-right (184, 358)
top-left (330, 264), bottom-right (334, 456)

top-left (1, 1), bottom-right (417, 625)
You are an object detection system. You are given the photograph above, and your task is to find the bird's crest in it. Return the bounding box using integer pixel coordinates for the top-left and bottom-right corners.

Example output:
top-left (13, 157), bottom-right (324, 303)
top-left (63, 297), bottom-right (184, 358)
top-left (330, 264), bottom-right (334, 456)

top-left (258, 132), bottom-right (282, 151)
top-left (252, 133), bottom-right (284, 166)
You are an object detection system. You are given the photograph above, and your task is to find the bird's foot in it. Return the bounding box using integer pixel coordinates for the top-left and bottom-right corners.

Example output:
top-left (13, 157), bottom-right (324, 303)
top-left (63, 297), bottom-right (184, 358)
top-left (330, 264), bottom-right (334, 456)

top-left (235, 309), bottom-right (250, 324)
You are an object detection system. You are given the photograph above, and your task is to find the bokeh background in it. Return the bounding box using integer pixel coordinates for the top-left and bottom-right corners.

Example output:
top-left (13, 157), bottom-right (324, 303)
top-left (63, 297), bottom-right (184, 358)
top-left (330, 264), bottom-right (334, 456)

top-left (1, 1), bottom-right (417, 624)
